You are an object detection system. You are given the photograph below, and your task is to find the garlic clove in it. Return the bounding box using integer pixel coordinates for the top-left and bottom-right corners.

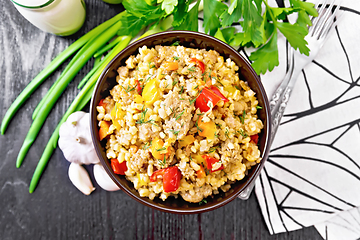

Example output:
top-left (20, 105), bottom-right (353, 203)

top-left (93, 163), bottom-right (120, 191)
top-left (68, 162), bottom-right (95, 195)
top-left (59, 111), bottom-right (100, 165)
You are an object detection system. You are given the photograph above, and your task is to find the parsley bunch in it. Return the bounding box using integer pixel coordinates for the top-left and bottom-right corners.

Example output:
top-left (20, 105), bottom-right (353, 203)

top-left (119, 0), bottom-right (318, 75)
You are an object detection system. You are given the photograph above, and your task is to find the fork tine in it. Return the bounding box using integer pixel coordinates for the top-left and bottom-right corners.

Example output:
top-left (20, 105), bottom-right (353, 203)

top-left (313, 0), bottom-right (337, 38)
top-left (318, 1), bottom-right (342, 39)
top-left (310, 0), bottom-right (334, 35)
top-left (309, 0), bottom-right (330, 35)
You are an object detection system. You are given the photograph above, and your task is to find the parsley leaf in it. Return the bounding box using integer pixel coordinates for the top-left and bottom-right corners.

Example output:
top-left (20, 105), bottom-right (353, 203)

top-left (172, 0), bottom-right (189, 27)
top-left (174, 0), bottom-right (199, 31)
top-left (203, 0), bottom-right (227, 36)
top-left (249, 32), bottom-right (279, 75)
top-left (277, 22), bottom-right (309, 55)
top-left (161, 0), bottom-right (178, 15)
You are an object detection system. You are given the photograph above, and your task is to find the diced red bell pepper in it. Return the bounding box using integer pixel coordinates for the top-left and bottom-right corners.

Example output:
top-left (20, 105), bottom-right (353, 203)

top-left (202, 155), bottom-right (224, 172)
top-left (209, 86), bottom-right (229, 103)
top-left (250, 134), bottom-right (259, 145)
top-left (150, 168), bottom-right (166, 182)
top-left (196, 165), bottom-right (206, 178)
top-left (98, 99), bottom-right (107, 109)
top-left (195, 88), bottom-right (222, 112)
top-left (163, 166), bottom-right (181, 192)
top-left (189, 58), bottom-right (205, 73)
top-left (150, 166), bottom-right (181, 193)
top-left (135, 80), bottom-right (143, 95)
top-left (111, 159), bottom-right (127, 175)
top-left (195, 86), bottom-right (229, 112)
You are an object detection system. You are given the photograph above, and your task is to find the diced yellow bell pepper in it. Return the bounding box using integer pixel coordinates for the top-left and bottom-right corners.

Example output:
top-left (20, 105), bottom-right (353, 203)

top-left (191, 154), bottom-right (205, 164)
top-left (151, 137), bottom-right (169, 160)
top-left (197, 116), bottom-right (217, 139)
top-left (163, 61), bottom-right (178, 71)
top-left (137, 173), bottom-right (148, 187)
top-left (134, 94), bottom-right (144, 104)
top-left (110, 103), bottom-right (125, 130)
top-left (178, 135), bottom-right (195, 147)
top-left (142, 78), bottom-right (160, 105)
top-left (224, 86), bottom-right (237, 96)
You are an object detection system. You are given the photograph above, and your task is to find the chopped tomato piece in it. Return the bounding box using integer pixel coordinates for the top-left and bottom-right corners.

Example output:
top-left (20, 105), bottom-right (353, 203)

top-left (209, 86), bottom-right (229, 103)
top-left (189, 58), bottom-right (205, 73)
top-left (250, 134), bottom-right (259, 144)
top-left (202, 155), bottom-right (224, 172)
top-left (111, 159), bottom-right (127, 175)
top-left (99, 121), bottom-right (111, 141)
top-left (196, 165), bottom-right (206, 178)
top-left (197, 116), bottom-right (217, 139)
top-left (163, 61), bottom-right (179, 71)
top-left (195, 87), bottom-right (222, 112)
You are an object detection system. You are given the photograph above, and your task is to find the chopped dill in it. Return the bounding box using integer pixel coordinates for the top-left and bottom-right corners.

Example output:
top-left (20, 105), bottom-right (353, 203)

top-left (156, 147), bottom-right (167, 152)
top-left (175, 110), bottom-right (185, 120)
top-left (188, 66), bottom-right (196, 72)
top-left (121, 85), bottom-right (136, 93)
top-left (237, 129), bottom-right (248, 138)
top-left (208, 145), bottom-right (220, 153)
top-left (172, 79), bottom-right (179, 86)
top-left (195, 118), bottom-right (203, 133)
top-left (225, 128), bottom-right (230, 138)
top-left (173, 56), bottom-right (180, 60)
top-left (239, 110), bottom-right (246, 124)
top-left (179, 86), bottom-right (184, 94)
top-left (256, 105), bottom-right (263, 109)
top-left (199, 199), bottom-right (207, 205)
top-left (136, 107), bottom-right (158, 127)
top-left (189, 97), bottom-right (197, 105)
top-left (171, 41), bottom-right (180, 46)
top-left (158, 156), bottom-right (166, 166)
top-left (143, 141), bottom-right (152, 150)
top-left (169, 129), bottom-right (180, 136)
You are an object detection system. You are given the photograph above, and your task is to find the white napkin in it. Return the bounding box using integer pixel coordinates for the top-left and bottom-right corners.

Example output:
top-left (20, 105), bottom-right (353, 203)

top-left (254, 0), bottom-right (360, 239)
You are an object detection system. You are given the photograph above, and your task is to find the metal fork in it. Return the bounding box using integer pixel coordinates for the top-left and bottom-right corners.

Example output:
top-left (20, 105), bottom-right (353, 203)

top-left (269, 0), bottom-right (342, 146)
top-left (238, 0), bottom-right (342, 200)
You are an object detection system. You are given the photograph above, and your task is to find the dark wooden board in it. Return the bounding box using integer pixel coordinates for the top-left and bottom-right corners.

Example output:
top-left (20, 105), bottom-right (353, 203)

top-left (0, 0), bottom-right (323, 239)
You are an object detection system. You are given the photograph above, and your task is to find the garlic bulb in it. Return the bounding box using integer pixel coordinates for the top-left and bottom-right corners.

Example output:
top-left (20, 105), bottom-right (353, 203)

top-left (93, 163), bottom-right (120, 191)
top-left (68, 162), bottom-right (95, 195)
top-left (58, 111), bottom-right (100, 165)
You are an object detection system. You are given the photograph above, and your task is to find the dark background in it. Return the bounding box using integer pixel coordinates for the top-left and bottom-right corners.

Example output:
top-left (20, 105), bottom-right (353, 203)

top-left (0, 0), bottom-right (323, 239)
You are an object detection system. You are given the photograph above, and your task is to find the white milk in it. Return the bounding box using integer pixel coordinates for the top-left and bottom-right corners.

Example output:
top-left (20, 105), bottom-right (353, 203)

top-left (11, 0), bottom-right (86, 36)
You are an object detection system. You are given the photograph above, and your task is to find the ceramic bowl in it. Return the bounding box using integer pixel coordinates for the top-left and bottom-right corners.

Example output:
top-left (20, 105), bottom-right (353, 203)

top-left (90, 31), bottom-right (271, 214)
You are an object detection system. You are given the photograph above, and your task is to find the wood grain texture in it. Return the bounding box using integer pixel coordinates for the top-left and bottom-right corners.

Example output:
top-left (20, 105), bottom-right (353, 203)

top-left (0, 0), bottom-right (323, 239)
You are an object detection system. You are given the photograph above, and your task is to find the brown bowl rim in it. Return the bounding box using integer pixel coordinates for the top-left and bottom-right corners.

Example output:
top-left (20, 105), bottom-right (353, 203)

top-left (90, 30), bottom-right (271, 214)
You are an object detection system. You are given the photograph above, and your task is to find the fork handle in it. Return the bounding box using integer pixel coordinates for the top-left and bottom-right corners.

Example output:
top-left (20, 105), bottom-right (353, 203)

top-left (269, 50), bottom-right (303, 146)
